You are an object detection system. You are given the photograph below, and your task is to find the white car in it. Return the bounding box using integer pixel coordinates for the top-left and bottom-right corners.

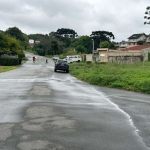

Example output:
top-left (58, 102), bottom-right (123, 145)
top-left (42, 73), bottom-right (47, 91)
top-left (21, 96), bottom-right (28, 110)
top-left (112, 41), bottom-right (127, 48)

top-left (66, 55), bottom-right (82, 62)
top-left (63, 57), bottom-right (73, 63)
top-left (52, 55), bottom-right (59, 60)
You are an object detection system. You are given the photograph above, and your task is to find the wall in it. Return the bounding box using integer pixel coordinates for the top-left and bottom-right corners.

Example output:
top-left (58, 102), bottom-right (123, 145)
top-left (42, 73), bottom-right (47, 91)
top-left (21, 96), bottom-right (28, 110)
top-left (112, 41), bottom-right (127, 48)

top-left (97, 48), bottom-right (150, 63)
top-left (84, 54), bottom-right (93, 62)
top-left (99, 52), bottom-right (108, 62)
top-left (97, 48), bottom-right (108, 62)
top-left (108, 56), bottom-right (142, 63)
top-left (108, 52), bottom-right (142, 63)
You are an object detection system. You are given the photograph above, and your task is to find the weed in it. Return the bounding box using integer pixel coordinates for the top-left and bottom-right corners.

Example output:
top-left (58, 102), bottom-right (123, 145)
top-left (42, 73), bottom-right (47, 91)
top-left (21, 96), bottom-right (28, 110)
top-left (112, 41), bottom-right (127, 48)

top-left (70, 62), bottom-right (150, 94)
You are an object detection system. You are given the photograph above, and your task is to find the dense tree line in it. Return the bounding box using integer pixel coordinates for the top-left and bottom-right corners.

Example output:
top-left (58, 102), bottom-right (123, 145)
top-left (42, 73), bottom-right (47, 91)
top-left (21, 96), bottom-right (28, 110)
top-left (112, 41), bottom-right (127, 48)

top-left (29, 33), bottom-right (65, 56)
top-left (29, 28), bottom-right (116, 56)
top-left (0, 26), bottom-right (117, 58)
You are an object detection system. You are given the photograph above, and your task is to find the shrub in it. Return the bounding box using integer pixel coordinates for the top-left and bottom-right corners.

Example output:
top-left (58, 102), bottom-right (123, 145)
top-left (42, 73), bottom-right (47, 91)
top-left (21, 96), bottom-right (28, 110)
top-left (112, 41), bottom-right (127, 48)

top-left (0, 58), bottom-right (20, 66)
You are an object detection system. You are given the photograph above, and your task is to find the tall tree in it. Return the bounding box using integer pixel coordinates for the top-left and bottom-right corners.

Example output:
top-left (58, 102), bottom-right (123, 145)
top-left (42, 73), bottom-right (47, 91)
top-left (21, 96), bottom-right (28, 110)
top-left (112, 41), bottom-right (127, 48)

top-left (71, 36), bottom-right (92, 54)
top-left (49, 31), bottom-right (57, 37)
top-left (5, 27), bottom-right (24, 40)
top-left (51, 41), bottom-right (58, 55)
top-left (90, 31), bottom-right (115, 50)
top-left (28, 33), bottom-right (46, 41)
top-left (0, 31), bottom-right (24, 58)
top-left (54, 28), bottom-right (78, 48)
top-left (144, 6), bottom-right (150, 25)
top-left (56, 28), bottom-right (78, 38)
top-left (5, 27), bottom-right (29, 49)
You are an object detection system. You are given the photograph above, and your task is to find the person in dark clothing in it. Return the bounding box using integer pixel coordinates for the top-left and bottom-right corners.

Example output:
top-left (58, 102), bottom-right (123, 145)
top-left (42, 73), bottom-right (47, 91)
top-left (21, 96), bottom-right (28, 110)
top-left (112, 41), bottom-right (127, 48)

top-left (32, 56), bottom-right (36, 63)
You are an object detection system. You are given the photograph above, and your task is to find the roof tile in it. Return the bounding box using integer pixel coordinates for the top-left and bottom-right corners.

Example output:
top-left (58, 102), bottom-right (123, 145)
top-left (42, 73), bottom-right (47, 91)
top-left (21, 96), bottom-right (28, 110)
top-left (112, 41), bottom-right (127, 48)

top-left (121, 45), bottom-right (150, 51)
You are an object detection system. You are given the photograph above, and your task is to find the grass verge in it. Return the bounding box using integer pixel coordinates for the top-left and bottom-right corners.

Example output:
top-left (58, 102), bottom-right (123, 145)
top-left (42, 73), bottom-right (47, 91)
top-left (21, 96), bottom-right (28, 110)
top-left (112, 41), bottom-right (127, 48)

top-left (69, 61), bottom-right (150, 94)
top-left (0, 66), bottom-right (19, 73)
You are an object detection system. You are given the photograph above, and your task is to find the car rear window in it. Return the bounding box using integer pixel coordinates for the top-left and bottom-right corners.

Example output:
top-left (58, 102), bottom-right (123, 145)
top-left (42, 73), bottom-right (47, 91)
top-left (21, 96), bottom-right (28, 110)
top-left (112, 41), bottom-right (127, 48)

top-left (57, 60), bottom-right (68, 64)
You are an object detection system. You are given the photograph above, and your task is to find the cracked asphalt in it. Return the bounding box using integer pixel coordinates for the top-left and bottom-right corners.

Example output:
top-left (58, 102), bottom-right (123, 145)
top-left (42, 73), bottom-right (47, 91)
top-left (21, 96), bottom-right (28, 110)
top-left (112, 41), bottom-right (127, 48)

top-left (0, 52), bottom-right (150, 150)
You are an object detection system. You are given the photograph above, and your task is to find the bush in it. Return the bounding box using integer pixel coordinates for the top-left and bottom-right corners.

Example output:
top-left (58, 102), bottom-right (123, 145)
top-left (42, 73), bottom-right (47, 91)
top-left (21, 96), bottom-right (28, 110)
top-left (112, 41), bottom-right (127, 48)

top-left (0, 58), bottom-right (21, 66)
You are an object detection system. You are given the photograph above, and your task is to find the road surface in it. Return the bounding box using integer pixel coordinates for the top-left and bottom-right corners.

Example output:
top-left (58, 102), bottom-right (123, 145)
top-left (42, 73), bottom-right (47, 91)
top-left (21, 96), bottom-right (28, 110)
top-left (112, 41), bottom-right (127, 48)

top-left (0, 52), bottom-right (150, 150)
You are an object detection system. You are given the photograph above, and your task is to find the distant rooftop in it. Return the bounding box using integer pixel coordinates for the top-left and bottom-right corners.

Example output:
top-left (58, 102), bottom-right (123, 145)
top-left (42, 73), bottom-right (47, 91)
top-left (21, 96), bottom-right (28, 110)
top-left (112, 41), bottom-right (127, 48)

top-left (128, 33), bottom-right (147, 39)
top-left (121, 45), bottom-right (150, 51)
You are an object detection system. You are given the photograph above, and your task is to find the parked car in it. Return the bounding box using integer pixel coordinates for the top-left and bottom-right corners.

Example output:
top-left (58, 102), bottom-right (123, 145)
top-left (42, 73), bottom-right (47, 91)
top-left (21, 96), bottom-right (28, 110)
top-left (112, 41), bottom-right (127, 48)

top-left (63, 57), bottom-right (73, 63)
top-left (66, 55), bottom-right (82, 62)
top-left (54, 59), bottom-right (69, 73)
top-left (52, 55), bottom-right (59, 60)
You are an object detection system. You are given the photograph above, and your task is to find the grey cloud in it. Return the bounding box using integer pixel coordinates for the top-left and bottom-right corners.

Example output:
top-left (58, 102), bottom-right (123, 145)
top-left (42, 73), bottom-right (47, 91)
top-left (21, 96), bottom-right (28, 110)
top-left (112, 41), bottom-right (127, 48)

top-left (21, 0), bottom-right (92, 19)
top-left (0, 0), bottom-right (24, 14)
top-left (0, 0), bottom-right (150, 41)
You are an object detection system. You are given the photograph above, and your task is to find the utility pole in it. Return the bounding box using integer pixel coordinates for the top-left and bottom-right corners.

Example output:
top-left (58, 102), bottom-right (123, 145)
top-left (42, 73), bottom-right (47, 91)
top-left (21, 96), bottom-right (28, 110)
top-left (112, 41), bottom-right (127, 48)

top-left (92, 39), bottom-right (94, 54)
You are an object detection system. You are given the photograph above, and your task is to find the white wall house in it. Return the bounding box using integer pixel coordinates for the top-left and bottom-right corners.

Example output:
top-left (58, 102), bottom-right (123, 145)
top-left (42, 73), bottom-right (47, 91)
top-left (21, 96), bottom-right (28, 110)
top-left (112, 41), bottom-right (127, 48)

top-left (29, 39), bottom-right (34, 44)
top-left (128, 33), bottom-right (147, 46)
top-left (119, 41), bottom-right (129, 48)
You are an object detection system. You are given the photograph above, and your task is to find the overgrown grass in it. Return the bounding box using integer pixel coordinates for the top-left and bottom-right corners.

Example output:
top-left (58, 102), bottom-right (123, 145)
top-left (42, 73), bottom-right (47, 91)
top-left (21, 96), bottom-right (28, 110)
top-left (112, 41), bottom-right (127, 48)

top-left (69, 62), bottom-right (150, 94)
top-left (0, 66), bottom-right (19, 73)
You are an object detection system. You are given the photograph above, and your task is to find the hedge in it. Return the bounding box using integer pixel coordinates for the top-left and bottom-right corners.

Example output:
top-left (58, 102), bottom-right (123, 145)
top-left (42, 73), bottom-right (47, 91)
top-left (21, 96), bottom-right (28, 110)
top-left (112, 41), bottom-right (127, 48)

top-left (0, 58), bottom-right (22, 66)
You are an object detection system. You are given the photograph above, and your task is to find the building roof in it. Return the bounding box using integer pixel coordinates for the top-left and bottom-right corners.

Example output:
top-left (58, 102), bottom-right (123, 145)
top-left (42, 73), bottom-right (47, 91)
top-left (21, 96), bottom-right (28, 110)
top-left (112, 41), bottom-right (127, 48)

top-left (121, 45), bottom-right (150, 51)
top-left (128, 33), bottom-right (147, 39)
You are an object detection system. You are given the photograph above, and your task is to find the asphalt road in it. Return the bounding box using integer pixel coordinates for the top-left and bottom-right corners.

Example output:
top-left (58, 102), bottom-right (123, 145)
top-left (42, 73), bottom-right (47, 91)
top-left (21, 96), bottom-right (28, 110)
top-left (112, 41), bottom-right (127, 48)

top-left (0, 52), bottom-right (150, 150)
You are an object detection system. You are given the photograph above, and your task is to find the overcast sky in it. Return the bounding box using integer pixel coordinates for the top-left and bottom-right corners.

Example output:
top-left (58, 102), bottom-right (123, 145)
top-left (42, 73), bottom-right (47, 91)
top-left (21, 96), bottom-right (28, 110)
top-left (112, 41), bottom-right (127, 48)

top-left (0, 0), bottom-right (150, 42)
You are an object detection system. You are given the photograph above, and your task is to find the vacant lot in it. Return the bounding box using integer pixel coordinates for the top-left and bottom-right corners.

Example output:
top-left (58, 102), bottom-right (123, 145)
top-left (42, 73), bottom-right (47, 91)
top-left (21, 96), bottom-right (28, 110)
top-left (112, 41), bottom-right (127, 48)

top-left (70, 62), bottom-right (150, 94)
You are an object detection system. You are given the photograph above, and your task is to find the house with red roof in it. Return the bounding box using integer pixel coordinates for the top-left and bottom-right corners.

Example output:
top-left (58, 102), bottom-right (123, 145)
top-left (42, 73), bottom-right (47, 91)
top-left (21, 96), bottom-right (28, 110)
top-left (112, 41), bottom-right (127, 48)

top-left (120, 45), bottom-right (150, 51)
